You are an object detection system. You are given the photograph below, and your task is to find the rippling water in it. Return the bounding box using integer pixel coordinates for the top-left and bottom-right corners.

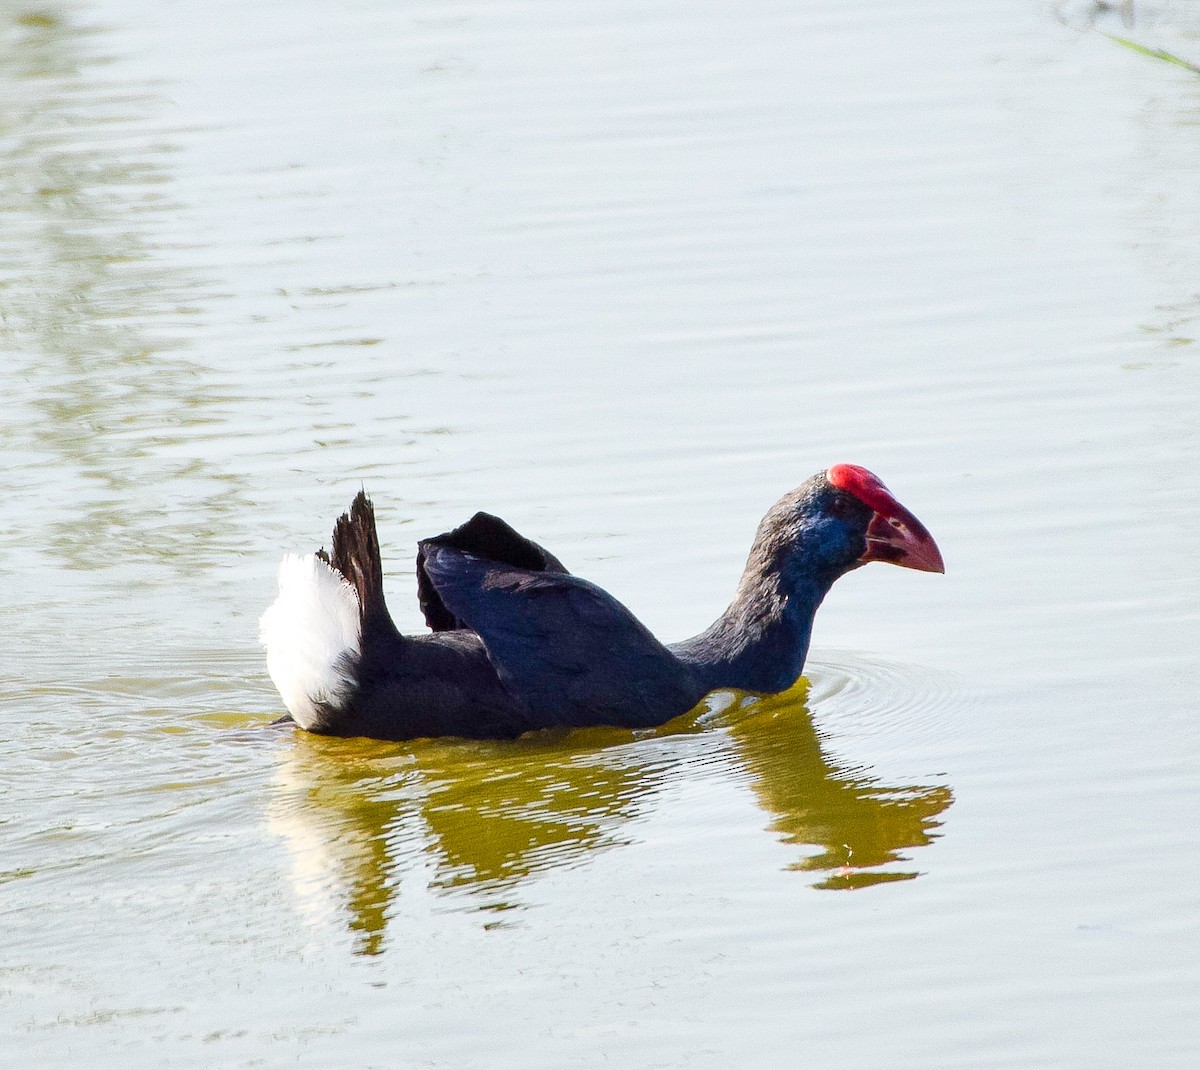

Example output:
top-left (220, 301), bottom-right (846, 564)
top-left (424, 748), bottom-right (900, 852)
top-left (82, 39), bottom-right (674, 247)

top-left (2, 0), bottom-right (1198, 1066)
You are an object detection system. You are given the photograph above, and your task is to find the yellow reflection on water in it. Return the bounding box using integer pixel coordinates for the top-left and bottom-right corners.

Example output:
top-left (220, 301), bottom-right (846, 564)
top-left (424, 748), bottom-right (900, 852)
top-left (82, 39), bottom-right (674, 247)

top-left (727, 685), bottom-right (954, 890)
top-left (267, 680), bottom-right (952, 954)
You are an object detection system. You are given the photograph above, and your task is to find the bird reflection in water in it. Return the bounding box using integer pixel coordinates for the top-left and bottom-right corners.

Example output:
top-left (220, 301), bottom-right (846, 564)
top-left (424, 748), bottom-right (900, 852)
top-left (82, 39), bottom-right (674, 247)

top-left (266, 679), bottom-right (952, 955)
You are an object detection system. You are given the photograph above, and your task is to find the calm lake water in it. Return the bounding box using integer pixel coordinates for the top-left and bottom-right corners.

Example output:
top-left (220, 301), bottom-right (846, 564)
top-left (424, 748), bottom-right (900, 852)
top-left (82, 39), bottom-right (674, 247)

top-left (2, 0), bottom-right (1198, 1066)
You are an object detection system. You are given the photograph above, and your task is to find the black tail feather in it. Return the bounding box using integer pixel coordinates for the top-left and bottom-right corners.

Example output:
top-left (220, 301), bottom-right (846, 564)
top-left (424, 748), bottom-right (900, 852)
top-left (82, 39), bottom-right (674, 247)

top-left (329, 491), bottom-right (390, 631)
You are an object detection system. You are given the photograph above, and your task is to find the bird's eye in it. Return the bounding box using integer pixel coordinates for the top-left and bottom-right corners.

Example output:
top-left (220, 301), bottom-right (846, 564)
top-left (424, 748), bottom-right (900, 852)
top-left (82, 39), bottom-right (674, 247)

top-left (827, 495), bottom-right (853, 518)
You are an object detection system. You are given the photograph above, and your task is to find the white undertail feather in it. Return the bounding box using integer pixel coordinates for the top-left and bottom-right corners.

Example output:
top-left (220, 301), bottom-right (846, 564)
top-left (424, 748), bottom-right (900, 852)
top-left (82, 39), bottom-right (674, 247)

top-left (259, 553), bottom-right (361, 730)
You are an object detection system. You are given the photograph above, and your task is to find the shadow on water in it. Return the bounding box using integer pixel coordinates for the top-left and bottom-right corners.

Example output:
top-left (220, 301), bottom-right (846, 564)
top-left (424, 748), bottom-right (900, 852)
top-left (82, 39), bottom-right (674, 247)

top-left (266, 680), bottom-right (953, 955)
top-left (0, 7), bottom-right (248, 580)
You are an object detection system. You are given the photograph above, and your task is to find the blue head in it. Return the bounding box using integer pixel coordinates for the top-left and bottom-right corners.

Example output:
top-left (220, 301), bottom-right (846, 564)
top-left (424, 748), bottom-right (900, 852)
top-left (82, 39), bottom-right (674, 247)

top-left (752, 464), bottom-right (944, 597)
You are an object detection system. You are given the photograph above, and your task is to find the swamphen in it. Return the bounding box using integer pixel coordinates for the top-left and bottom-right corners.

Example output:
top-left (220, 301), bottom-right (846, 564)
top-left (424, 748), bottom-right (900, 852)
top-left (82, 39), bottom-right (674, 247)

top-left (260, 464), bottom-right (943, 740)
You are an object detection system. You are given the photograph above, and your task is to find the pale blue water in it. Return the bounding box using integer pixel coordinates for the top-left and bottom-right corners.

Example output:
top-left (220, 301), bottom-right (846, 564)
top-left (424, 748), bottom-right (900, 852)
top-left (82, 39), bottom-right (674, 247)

top-left (2, 0), bottom-right (1198, 1066)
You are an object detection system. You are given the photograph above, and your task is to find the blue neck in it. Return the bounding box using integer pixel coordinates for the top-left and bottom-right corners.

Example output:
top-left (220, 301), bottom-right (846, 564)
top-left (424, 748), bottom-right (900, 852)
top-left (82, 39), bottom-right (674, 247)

top-left (670, 573), bottom-right (830, 694)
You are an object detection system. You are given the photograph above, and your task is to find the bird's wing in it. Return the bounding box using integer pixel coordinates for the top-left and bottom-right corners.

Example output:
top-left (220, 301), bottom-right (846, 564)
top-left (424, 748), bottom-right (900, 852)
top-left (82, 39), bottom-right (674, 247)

top-left (416, 511), bottom-right (568, 632)
top-left (418, 543), bottom-right (702, 729)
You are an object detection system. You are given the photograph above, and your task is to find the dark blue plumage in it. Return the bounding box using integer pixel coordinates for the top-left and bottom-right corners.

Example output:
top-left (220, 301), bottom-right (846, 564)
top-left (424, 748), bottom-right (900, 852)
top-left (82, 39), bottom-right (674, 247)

top-left (421, 544), bottom-right (702, 729)
top-left (260, 466), bottom-right (943, 740)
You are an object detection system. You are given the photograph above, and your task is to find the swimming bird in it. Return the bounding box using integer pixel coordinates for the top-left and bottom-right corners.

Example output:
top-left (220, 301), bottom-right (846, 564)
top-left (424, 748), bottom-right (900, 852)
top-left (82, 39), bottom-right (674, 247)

top-left (260, 464), bottom-right (943, 740)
